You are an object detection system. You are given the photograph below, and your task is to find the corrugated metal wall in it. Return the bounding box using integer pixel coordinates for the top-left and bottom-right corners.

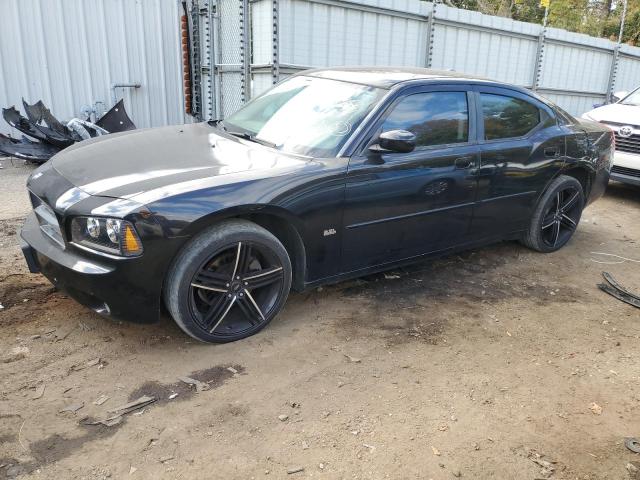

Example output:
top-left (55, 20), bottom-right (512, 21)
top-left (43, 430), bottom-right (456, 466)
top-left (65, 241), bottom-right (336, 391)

top-left (0, 0), bottom-right (186, 136)
top-left (248, 0), bottom-right (640, 116)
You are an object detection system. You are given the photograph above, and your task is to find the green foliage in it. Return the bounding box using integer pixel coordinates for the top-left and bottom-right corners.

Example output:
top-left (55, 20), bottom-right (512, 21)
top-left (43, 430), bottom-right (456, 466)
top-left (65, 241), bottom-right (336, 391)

top-left (442, 0), bottom-right (640, 46)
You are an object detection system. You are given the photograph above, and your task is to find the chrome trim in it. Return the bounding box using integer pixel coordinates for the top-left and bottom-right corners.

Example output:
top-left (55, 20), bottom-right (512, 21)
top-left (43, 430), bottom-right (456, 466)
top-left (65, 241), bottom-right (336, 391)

top-left (70, 241), bottom-right (130, 260)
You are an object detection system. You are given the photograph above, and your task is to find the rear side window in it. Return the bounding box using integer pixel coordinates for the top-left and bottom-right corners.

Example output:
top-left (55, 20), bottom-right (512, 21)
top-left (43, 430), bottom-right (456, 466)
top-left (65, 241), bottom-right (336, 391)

top-left (382, 92), bottom-right (469, 148)
top-left (481, 93), bottom-right (540, 140)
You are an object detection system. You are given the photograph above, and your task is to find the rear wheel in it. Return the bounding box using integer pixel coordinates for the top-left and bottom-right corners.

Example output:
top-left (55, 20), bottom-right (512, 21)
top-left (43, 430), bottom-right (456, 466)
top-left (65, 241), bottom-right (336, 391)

top-left (522, 175), bottom-right (585, 253)
top-left (164, 220), bottom-right (292, 343)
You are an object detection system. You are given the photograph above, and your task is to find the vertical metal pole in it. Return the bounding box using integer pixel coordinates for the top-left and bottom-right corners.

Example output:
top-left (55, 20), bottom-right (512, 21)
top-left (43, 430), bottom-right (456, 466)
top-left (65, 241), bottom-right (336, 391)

top-left (618, 0), bottom-right (628, 43)
top-left (271, 0), bottom-right (279, 84)
top-left (213, 0), bottom-right (224, 118)
top-left (607, 0), bottom-right (627, 103)
top-left (240, 0), bottom-right (252, 102)
top-left (200, 0), bottom-right (215, 120)
top-left (532, 7), bottom-right (548, 91)
top-left (425, 1), bottom-right (437, 68)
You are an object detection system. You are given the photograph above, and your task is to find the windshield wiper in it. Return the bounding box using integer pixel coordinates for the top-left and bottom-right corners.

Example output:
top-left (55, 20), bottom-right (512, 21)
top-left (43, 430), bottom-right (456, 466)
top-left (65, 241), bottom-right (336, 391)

top-left (227, 130), bottom-right (278, 149)
top-left (210, 120), bottom-right (278, 149)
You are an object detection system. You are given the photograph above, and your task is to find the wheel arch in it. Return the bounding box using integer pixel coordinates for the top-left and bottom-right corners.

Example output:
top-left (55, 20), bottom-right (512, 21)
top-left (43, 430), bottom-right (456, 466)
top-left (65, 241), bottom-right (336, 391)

top-left (561, 166), bottom-right (592, 198)
top-left (180, 205), bottom-right (307, 291)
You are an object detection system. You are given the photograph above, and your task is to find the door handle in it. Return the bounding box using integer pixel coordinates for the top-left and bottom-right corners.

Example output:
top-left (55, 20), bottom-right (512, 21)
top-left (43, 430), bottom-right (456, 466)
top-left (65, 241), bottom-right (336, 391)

top-left (454, 156), bottom-right (474, 169)
top-left (544, 147), bottom-right (559, 157)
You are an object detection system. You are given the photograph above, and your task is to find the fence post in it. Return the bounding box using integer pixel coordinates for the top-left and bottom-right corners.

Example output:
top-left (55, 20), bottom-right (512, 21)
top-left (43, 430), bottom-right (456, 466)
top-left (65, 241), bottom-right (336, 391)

top-left (531, 10), bottom-right (547, 91)
top-left (240, 0), bottom-right (252, 102)
top-left (271, 0), bottom-right (280, 84)
top-left (200, 0), bottom-right (216, 119)
top-left (424, 1), bottom-right (437, 68)
top-left (606, 45), bottom-right (620, 103)
top-left (606, 0), bottom-right (627, 103)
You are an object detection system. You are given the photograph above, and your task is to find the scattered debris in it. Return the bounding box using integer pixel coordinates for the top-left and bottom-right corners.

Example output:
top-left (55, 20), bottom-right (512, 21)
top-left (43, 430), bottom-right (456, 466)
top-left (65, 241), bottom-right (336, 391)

top-left (344, 354), bottom-right (361, 363)
top-left (93, 394), bottom-right (110, 406)
top-left (159, 455), bottom-right (174, 463)
top-left (438, 424), bottom-right (449, 432)
top-left (59, 402), bottom-right (84, 414)
top-left (302, 440), bottom-right (309, 450)
top-left (278, 414), bottom-right (289, 422)
top-left (589, 402), bottom-right (603, 415)
top-left (129, 466), bottom-right (138, 475)
top-left (0, 99), bottom-right (136, 164)
top-left (179, 376), bottom-right (209, 392)
top-left (32, 383), bottom-right (45, 400)
top-left (72, 358), bottom-right (101, 371)
top-left (627, 462), bottom-right (639, 475)
top-left (597, 271), bottom-right (640, 309)
top-left (168, 393), bottom-right (179, 400)
top-left (54, 326), bottom-right (75, 341)
top-left (431, 446), bottom-right (441, 456)
top-left (625, 437), bottom-right (640, 454)
top-left (3, 346), bottom-right (29, 363)
top-left (226, 366), bottom-right (238, 374)
top-left (108, 396), bottom-right (156, 415)
top-left (287, 466), bottom-right (304, 474)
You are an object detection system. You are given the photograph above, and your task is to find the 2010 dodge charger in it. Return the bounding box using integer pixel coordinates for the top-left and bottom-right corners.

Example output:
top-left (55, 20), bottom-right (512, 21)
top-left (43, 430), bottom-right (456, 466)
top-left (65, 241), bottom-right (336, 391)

top-left (20, 68), bottom-right (613, 343)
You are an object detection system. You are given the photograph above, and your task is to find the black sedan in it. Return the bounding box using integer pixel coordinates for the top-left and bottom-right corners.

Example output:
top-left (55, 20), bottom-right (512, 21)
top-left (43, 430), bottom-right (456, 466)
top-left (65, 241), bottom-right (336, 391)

top-left (20, 68), bottom-right (613, 343)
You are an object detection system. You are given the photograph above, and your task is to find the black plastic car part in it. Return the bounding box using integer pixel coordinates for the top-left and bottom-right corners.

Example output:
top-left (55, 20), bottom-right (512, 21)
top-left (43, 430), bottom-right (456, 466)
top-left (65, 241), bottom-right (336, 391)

top-left (96, 99), bottom-right (137, 133)
top-left (0, 134), bottom-right (62, 163)
top-left (2, 106), bottom-right (49, 143)
top-left (22, 99), bottom-right (80, 147)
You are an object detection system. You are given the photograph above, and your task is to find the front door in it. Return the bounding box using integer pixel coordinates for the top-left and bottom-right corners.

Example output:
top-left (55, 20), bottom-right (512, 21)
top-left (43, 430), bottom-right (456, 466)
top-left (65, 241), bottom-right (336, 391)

top-left (342, 86), bottom-right (479, 272)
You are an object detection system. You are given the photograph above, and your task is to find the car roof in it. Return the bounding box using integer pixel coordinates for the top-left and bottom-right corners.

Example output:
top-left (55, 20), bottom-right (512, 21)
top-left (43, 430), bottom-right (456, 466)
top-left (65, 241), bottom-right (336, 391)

top-left (301, 66), bottom-right (496, 89)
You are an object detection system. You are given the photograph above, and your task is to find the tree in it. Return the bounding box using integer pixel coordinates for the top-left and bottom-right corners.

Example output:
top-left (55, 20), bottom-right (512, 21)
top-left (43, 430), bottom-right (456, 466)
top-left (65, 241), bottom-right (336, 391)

top-left (440, 0), bottom-right (640, 46)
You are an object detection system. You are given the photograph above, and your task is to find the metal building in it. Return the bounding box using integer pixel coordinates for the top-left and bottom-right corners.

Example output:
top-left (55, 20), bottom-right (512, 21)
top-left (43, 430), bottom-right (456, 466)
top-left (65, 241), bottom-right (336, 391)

top-left (2, 0), bottom-right (640, 137)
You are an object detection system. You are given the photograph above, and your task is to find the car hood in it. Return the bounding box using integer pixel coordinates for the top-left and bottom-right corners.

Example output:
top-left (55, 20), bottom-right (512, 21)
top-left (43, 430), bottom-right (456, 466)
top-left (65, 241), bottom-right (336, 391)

top-left (51, 122), bottom-right (309, 200)
top-left (584, 103), bottom-right (640, 125)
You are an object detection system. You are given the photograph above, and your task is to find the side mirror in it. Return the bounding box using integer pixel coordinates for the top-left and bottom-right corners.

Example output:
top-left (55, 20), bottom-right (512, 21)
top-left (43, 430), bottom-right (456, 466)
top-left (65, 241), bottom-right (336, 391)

top-left (376, 130), bottom-right (416, 153)
top-left (612, 91), bottom-right (629, 103)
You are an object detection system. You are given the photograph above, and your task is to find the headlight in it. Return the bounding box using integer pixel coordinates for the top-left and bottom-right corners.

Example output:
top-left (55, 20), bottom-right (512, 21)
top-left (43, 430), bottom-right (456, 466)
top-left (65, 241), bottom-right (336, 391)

top-left (70, 216), bottom-right (143, 257)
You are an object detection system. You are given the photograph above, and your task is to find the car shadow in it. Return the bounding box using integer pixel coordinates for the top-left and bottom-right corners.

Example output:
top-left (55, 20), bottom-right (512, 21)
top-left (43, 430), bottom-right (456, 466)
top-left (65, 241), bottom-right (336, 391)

top-left (604, 181), bottom-right (640, 204)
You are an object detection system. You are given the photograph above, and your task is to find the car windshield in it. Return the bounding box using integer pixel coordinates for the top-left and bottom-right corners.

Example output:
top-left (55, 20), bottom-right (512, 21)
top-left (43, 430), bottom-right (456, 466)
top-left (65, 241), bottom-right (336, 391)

top-left (221, 76), bottom-right (385, 157)
top-left (620, 87), bottom-right (640, 106)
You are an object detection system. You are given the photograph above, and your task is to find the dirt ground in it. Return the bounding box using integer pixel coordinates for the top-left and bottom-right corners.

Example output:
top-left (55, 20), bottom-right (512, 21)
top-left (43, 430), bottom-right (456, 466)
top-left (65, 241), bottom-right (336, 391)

top-left (1, 158), bottom-right (640, 480)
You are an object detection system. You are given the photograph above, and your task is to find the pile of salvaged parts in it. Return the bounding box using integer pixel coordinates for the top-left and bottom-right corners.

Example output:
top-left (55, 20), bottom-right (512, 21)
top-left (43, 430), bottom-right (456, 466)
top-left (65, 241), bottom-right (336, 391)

top-left (0, 99), bottom-right (136, 163)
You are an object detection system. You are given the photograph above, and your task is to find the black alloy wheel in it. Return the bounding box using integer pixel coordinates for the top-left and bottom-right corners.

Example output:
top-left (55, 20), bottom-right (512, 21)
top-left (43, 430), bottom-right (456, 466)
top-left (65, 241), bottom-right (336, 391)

top-left (539, 185), bottom-right (582, 248)
top-left (522, 175), bottom-right (585, 253)
top-left (165, 220), bottom-right (292, 343)
top-left (190, 241), bottom-right (284, 336)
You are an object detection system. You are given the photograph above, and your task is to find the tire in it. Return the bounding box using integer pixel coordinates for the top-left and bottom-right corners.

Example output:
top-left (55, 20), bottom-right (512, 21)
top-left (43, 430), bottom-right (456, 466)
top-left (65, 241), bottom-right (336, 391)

top-left (521, 175), bottom-right (585, 253)
top-left (164, 219), bottom-right (292, 343)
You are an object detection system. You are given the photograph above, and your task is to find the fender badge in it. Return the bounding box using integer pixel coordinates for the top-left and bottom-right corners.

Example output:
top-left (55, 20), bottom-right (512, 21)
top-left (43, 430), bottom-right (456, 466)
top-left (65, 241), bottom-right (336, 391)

top-left (323, 228), bottom-right (336, 237)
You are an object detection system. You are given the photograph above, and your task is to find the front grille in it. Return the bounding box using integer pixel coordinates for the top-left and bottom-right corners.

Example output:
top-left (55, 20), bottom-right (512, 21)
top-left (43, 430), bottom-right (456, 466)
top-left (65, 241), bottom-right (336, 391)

top-left (29, 191), bottom-right (65, 249)
top-left (612, 165), bottom-right (640, 178)
top-left (613, 132), bottom-right (640, 154)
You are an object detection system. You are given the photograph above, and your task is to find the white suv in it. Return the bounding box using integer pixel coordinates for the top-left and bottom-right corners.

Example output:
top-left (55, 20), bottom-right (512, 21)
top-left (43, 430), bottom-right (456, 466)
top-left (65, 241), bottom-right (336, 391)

top-left (583, 88), bottom-right (640, 186)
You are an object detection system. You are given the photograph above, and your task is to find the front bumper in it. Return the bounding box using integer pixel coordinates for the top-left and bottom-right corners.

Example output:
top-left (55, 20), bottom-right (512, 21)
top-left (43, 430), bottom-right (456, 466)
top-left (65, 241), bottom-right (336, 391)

top-left (611, 151), bottom-right (640, 186)
top-left (20, 212), bottom-right (162, 323)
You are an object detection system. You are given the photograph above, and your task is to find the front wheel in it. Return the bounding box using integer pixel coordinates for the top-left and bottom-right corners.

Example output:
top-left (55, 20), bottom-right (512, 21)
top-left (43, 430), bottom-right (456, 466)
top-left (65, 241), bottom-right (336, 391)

top-left (164, 220), bottom-right (292, 343)
top-left (522, 175), bottom-right (585, 253)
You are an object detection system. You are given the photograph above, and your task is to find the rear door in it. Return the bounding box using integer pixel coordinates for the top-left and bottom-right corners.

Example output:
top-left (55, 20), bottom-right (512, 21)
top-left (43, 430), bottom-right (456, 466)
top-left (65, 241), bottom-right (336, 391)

top-left (341, 85), bottom-right (479, 272)
top-left (470, 87), bottom-right (566, 238)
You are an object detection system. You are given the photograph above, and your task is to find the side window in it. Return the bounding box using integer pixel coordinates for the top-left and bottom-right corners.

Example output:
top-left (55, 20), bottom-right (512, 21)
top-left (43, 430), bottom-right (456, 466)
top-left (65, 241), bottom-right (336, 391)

top-left (480, 93), bottom-right (541, 140)
top-left (381, 92), bottom-right (469, 148)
